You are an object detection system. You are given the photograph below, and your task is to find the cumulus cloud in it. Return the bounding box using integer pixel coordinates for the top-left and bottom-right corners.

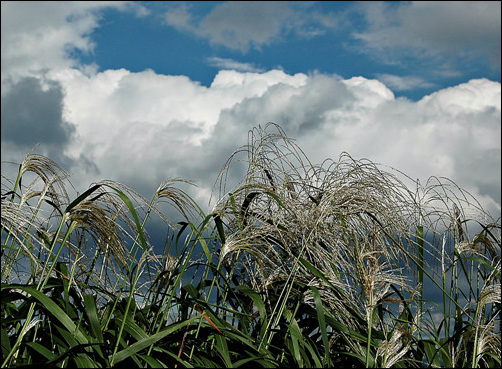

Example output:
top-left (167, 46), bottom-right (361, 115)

top-left (44, 68), bottom-right (309, 196)
top-left (36, 67), bottom-right (500, 220)
top-left (198, 1), bottom-right (294, 51)
top-left (353, 1), bottom-right (501, 68)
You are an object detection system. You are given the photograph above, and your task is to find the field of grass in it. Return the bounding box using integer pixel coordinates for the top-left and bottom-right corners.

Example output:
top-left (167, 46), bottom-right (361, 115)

top-left (1, 123), bottom-right (500, 368)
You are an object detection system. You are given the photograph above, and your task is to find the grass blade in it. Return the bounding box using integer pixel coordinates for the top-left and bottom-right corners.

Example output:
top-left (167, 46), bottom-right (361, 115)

top-left (3, 285), bottom-right (89, 345)
top-left (111, 317), bottom-right (197, 365)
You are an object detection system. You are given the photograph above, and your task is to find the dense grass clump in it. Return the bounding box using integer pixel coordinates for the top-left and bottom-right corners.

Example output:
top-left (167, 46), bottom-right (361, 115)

top-left (1, 123), bottom-right (500, 367)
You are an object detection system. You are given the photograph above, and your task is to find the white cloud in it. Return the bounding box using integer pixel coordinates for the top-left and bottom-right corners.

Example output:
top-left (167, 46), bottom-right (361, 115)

top-left (353, 1), bottom-right (501, 68)
top-left (41, 68), bottom-right (309, 195)
top-left (0, 1), bottom-right (145, 80)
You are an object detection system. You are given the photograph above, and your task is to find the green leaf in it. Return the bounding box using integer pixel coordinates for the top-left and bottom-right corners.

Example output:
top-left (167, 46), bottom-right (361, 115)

top-left (25, 342), bottom-right (57, 361)
top-left (214, 334), bottom-right (233, 368)
top-left (265, 191), bottom-right (289, 211)
top-left (229, 193), bottom-right (242, 230)
top-left (45, 342), bottom-right (102, 368)
top-left (84, 294), bottom-right (103, 342)
top-left (138, 353), bottom-right (166, 368)
top-left (421, 340), bottom-right (441, 367)
top-left (1, 329), bottom-right (11, 358)
top-left (284, 309), bottom-right (302, 366)
top-left (3, 285), bottom-right (89, 345)
top-left (56, 262), bottom-right (72, 315)
top-left (310, 286), bottom-right (330, 366)
top-left (112, 317), bottom-right (197, 365)
top-left (299, 257), bottom-right (335, 290)
top-left (119, 314), bottom-right (149, 341)
top-left (212, 213), bottom-right (226, 244)
top-left (465, 255), bottom-right (500, 276)
top-left (235, 285), bottom-right (267, 322)
top-left (302, 336), bottom-right (322, 368)
top-left (147, 346), bottom-right (194, 367)
top-left (65, 184), bottom-right (102, 213)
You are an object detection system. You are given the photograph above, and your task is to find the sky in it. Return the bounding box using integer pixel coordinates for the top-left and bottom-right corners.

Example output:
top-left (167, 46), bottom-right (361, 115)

top-left (1, 1), bottom-right (501, 228)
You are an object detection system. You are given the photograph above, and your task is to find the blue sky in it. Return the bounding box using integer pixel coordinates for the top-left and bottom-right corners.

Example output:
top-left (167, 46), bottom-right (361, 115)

top-left (77, 1), bottom-right (500, 100)
top-left (1, 1), bottom-right (501, 224)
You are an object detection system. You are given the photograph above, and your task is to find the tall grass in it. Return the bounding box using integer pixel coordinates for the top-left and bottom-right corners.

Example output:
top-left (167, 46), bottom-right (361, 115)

top-left (1, 123), bottom-right (500, 367)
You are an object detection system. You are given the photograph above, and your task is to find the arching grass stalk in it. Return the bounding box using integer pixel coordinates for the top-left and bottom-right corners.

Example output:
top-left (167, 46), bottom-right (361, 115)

top-left (184, 217), bottom-right (230, 363)
top-left (259, 242), bottom-right (302, 353)
top-left (5, 182), bottom-right (113, 366)
top-left (441, 234), bottom-right (451, 340)
top-left (472, 294), bottom-right (484, 368)
top-left (416, 225), bottom-right (425, 331)
top-left (2, 151), bottom-right (69, 282)
top-left (141, 185), bottom-right (213, 360)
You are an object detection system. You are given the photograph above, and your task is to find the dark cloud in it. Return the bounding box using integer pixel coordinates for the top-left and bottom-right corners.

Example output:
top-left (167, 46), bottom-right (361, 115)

top-left (1, 76), bottom-right (75, 148)
top-left (0, 76), bottom-right (100, 182)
